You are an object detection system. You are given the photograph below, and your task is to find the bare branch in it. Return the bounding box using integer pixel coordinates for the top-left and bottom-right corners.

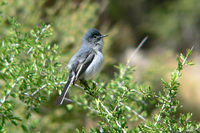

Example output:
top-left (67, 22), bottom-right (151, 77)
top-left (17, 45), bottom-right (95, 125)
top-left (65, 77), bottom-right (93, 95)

top-left (121, 36), bottom-right (148, 78)
top-left (121, 103), bottom-right (146, 121)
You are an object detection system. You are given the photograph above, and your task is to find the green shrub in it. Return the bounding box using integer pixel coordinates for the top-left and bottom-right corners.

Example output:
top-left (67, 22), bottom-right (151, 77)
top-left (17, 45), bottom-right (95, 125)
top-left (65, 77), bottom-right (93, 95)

top-left (0, 3), bottom-right (199, 133)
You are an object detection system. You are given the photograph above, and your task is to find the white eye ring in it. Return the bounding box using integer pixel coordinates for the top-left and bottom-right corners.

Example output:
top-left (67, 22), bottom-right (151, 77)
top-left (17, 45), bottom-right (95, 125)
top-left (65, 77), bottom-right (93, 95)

top-left (93, 35), bottom-right (97, 38)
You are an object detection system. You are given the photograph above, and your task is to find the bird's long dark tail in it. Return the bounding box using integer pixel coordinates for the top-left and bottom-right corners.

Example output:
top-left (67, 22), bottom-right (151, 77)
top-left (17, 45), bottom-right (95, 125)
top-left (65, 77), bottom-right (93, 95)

top-left (57, 78), bottom-right (72, 105)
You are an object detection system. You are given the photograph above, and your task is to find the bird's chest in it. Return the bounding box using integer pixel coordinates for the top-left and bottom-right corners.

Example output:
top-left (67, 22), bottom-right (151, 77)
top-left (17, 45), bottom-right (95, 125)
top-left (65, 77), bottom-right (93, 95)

top-left (82, 51), bottom-right (104, 79)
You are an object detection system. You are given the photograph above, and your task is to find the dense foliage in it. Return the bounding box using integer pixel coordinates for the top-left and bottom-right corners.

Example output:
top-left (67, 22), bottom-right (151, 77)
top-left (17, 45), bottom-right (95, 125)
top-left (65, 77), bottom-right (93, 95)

top-left (0, 0), bottom-right (200, 132)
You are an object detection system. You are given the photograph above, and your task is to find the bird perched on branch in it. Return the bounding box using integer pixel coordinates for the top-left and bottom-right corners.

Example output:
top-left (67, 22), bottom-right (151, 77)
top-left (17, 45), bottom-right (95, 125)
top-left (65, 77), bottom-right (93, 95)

top-left (57, 28), bottom-right (108, 105)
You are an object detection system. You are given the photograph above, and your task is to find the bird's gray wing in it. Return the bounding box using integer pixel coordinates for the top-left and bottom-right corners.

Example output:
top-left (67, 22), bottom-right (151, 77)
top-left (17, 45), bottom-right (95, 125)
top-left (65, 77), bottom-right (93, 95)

top-left (57, 49), bottom-right (95, 105)
top-left (73, 49), bottom-right (95, 83)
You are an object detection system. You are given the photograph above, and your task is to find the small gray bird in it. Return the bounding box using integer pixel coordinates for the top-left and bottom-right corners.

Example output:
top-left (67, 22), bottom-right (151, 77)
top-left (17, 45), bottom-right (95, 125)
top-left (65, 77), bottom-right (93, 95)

top-left (57, 28), bottom-right (108, 105)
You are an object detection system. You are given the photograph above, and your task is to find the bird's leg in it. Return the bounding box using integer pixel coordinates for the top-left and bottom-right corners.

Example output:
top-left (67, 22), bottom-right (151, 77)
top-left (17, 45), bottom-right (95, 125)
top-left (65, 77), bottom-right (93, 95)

top-left (80, 79), bottom-right (90, 89)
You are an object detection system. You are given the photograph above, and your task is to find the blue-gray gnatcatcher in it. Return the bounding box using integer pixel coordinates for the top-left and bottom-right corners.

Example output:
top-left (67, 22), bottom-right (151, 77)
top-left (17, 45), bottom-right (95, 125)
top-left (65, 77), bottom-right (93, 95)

top-left (57, 28), bottom-right (108, 105)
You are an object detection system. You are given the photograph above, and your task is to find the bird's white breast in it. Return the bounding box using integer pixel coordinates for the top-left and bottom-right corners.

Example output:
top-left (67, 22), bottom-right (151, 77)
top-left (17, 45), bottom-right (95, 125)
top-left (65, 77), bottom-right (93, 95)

top-left (82, 50), bottom-right (104, 79)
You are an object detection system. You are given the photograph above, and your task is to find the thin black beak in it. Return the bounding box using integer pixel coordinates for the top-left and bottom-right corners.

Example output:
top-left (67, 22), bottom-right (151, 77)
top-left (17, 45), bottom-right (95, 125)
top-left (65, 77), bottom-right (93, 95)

top-left (101, 35), bottom-right (108, 38)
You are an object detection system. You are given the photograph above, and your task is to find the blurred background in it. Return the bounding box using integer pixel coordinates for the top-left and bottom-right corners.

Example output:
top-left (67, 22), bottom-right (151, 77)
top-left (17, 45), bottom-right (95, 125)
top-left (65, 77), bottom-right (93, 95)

top-left (1, 0), bottom-right (200, 132)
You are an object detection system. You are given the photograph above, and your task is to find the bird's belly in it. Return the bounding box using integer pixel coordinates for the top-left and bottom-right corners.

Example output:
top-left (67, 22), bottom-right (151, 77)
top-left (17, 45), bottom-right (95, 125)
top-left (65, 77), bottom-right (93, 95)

top-left (81, 52), bottom-right (104, 79)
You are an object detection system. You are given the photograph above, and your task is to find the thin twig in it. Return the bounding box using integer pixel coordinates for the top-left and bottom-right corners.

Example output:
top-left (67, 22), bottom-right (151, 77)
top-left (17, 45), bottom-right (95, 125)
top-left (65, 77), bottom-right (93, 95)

top-left (31, 81), bottom-right (67, 97)
top-left (144, 125), bottom-right (153, 130)
top-left (31, 83), bottom-right (48, 96)
top-left (74, 84), bottom-right (85, 91)
top-left (100, 102), bottom-right (127, 133)
top-left (100, 102), bottom-right (112, 116)
top-left (92, 80), bottom-right (101, 87)
top-left (27, 24), bottom-right (50, 54)
top-left (0, 76), bottom-right (24, 105)
top-left (113, 91), bottom-right (126, 112)
top-left (121, 36), bottom-right (148, 78)
top-left (34, 24), bottom-right (50, 42)
top-left (177, 45), bottom-right (194, 76)
top-left (96, 101), bottom-right (112, 130)
top-left (121, 103), bottom-right (146, 121)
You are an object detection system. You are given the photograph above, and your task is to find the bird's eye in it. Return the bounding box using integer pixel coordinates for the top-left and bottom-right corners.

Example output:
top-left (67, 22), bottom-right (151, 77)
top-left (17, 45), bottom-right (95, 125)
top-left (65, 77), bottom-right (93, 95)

top-left (93, 35), bottom-right (97, 38)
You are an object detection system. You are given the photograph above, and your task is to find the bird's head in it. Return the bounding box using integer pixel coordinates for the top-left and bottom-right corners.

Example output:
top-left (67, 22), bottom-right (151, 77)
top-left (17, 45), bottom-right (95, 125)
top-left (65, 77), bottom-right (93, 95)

top-left (82, 28), bottom-right (108, 50)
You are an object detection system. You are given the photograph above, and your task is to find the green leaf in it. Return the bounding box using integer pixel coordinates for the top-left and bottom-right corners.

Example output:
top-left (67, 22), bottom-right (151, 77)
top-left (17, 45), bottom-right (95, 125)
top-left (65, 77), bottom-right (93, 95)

top-left (121, 121), bottom-right (127, 128)
top-left (26, 112), bottom-right (31, 120)
top-left (186, 48), bottom-right (193, 57)
top-left (13, 117), bottom-right (22, 121)
top-left (186, 60), bottom-right (194, 66)
top-left (180, 53), bottom-right (185, 61)
top-left (186, 112), bottom-right (192, 120)
top-left (160, 78), bottom-right (169, 88)
top-left (21, 124), bottom-right (28, 132)
top-left (179, 126), bottom-right (184, 132)
top-left (10, 93), bottom-right (17, 98)
top-left (2, 116), bottom-right (5, 126)
top-left (176, 55), bottom-right (182, 70)
top-left (66, 104), bottom-right (74, 110)
top-left (75, 128), bottom-right (80, 133)
top-left (33, 108), bottom-right (39, 113)
top-left (11, 120), bottom-right (17, 126)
